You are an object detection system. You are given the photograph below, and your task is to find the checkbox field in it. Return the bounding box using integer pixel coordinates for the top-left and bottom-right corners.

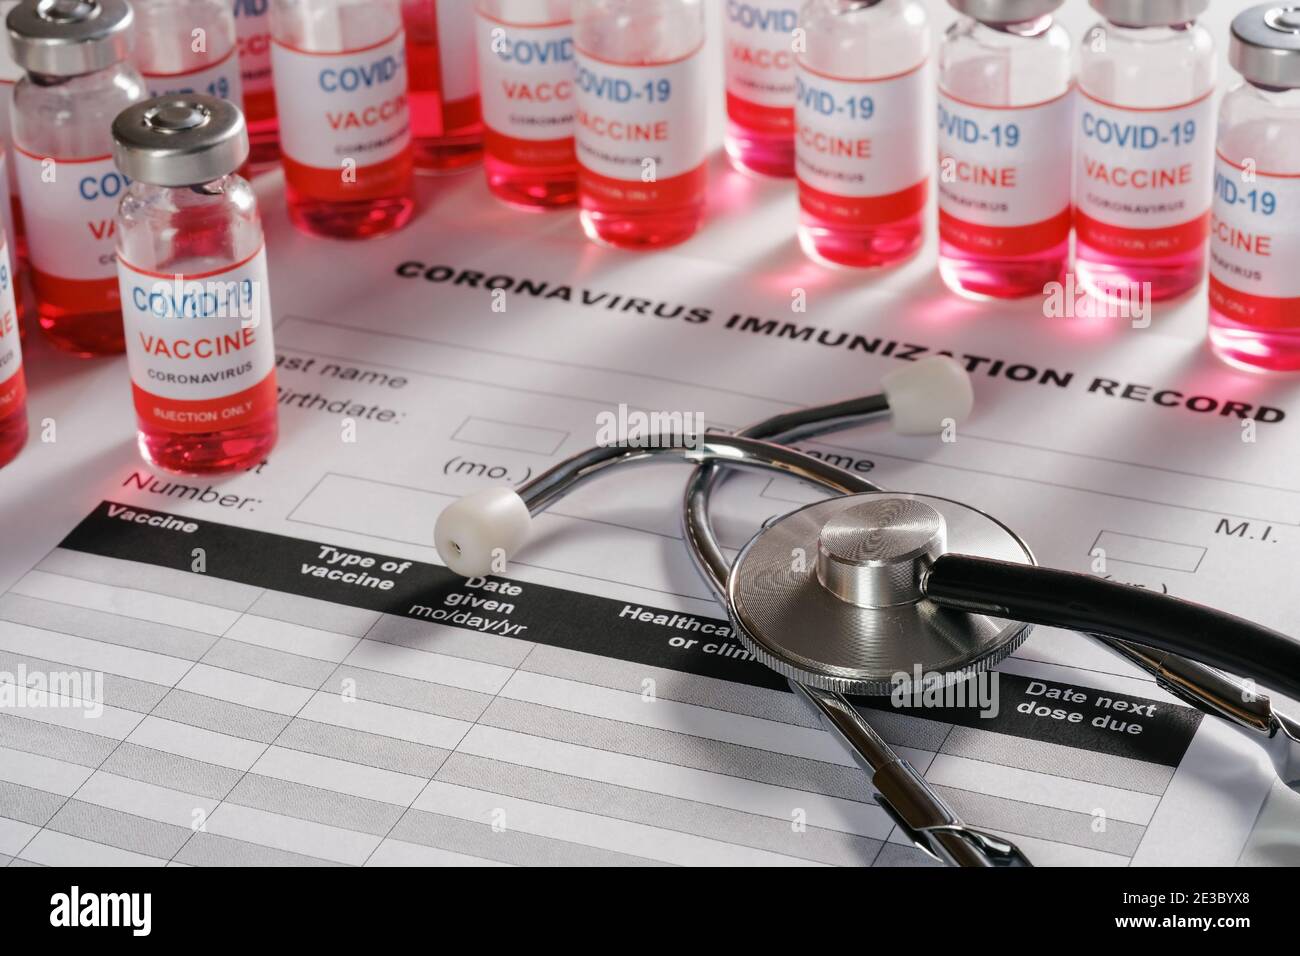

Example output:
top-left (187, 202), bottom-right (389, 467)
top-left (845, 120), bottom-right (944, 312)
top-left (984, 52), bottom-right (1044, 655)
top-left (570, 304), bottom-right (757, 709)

top-left (451, 417), bottom-right (568, 456)
top-left (1090, 531), bottom-right (1206, 573)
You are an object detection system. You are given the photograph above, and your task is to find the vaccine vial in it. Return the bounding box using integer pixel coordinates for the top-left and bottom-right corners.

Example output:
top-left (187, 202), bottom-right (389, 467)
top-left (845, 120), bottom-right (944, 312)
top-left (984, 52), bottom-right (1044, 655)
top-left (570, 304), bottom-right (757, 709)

top-left (1209, 4), bottom-right (1300, 372)
top-left (723, 0), bottom-right (798, 177)
top-left (7, 0), bottom-right (145, 356)
top-left (0, 220), bottom-right (26, 469)
top-left (1076, 0), bottom-right (1215, 303)
top-left (134, 0), bottom-right (243, 106)
top-left (404, 0), bottom-right (484, 173)
top-left (937, 0), bottom-right (1071, 299)
top-left (113, 95), bottom-right (278, 473)
top-left (0, 17), bottom-right (25, 259)
top-left (233, 0), bottom-right (280, 165)
top-left (270, 0), bottom-right (416, 239)
top-left (796, 0), bottom-right (930, 269)
top-left (475, 0), bottom-right (577, 208)
top-left (572, 0), bottom-right (708, 249)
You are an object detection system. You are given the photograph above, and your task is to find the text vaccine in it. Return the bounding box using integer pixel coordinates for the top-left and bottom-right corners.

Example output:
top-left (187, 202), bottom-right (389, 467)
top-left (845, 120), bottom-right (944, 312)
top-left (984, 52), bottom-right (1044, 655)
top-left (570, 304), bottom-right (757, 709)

top-left (270, 0), bottom-right (416, 239)
top-left (1209, 4), bottom-right (1300, 371)
top-left (404, 0), bottom-right (484, 173)
top-left (723, 0), bottom-right (798, 177)
top-left (572, 0), bottom-right (708, 249)
top-left (7, 0), bottom-right (145, 356)
top-left (475, 0), bottom-right (576, 208)
top-left (937, 0), bottom-right (1072, 299)
top-left (134, 0), bottom-right (243, 107)
top-left (233, 0), bottom-right (280, 165)
top-left (112, 95), bottom-right (278, 473)
top-left (0, 217), bottom-right (25, 469)
top-left (796, 0), bottom-right (930, 269)
top-left (1076, 0), bottom-right (1215, 303)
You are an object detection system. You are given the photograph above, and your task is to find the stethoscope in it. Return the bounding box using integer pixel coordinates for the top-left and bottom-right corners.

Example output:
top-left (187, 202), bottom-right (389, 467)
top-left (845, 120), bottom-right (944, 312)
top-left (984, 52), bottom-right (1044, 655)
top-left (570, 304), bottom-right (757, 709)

top-left (434, 357), bottom-right (1300, 868)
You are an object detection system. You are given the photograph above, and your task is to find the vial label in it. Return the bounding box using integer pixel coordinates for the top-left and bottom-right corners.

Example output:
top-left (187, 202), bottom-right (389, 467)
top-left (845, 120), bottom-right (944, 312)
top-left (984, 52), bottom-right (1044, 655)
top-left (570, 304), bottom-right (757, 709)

top-left (14, 148), bottom-right (124, 282)
top-left (937, 89), bottom-right (1073, 256)
top-left (1210, 154), bottom-right (1300, 329)
top-left (438, 0), bottom-right (479, 109)
top-left (476, 13), bottom-right (574, 167)
top-left (144, 46), bottom-right (243, 102)
top-left (794, 61), bottom-right (929, 226)
top-left (1075, 91), bottom-right (1214, 259)
top-left (271, 28), bottom-right (411, 172)
top-left (574, 48), bottom-right (708, 202)
top-left (118, 247), bottom-right (276, 434)
top-left (724, 0), bottom-right (798, 133)
top-left (234, 0), bottom-right (273, 97)
top-left (0, 238), bottom-right (23, 417)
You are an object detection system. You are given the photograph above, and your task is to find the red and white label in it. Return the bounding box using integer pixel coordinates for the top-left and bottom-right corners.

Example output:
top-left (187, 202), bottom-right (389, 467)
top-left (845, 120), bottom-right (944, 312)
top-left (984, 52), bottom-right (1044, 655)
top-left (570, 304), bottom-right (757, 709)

top-left (118, 247), bottom-right (277, 434)
top-left (437, 0), bottom-right (479, 104)
top-left (724, 0), bottom-right (797, 132)
top-left (476, 13), bottom-right (573, 164)
top-left (574, 47), bottom-right (707, 198)
top-left (14, 148), bottom-right (125, 281)
top-left (144, 45), bottom-right (243, 103)
top-left (272, 29), bottom-right (411, 171)
top-left (937, 89), bottom-right (1073, 256)
top-left (1210, 154), bottom-right (1300, 329)
top-left (1075, 90), bottom-right (1214, 258)
top-left (794, 61), bottom-right (929, 226)
top-left (0, 237), bottom-right (23, 416)
top-left (233, 0), bottom-right (273, 96)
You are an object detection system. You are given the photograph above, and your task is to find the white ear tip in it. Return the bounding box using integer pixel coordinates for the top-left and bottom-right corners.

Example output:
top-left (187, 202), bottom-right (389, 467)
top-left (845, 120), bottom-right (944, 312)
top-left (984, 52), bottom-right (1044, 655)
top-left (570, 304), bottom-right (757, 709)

top-left (881, 356), bottom-right (975, 436)
top-left (434, 488), bottom-right (532, 577)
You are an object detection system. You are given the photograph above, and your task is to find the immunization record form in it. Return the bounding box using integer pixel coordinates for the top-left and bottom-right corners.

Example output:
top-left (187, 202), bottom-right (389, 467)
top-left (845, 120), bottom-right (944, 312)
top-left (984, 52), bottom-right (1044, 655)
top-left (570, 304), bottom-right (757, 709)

top-left (2, 155), bottom-right (1300, 868)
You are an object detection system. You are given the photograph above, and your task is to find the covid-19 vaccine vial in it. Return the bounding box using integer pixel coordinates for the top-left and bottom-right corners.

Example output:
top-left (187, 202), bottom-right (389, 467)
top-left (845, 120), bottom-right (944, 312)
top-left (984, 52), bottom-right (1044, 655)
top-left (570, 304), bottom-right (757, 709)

top-left (134, 0), bottom-right (243, 107)
top-left (1209, 4), bottom-right (1300, 371)
top-left (475, 0), bottom-right (576, 208)
top-left (937, 0), bottom-right (1071, 299)
top-left (7, 0), bottom-right (145, 355)
top-left (0, 219), bottom-right (25, 469)
top-left (796, 0), bottom-right (930, 269)
top-left (113, 95), bottom-right (278, 473)
top-left (404, 0), bottom-right (484, 173)
top-left (233, 0), bottom-right (279, 165)
top-left (573, 0), bottom-right (708, 249)
top-left (270, 0), bottom-right (416, 239)
top-left (0, 3), bottom-right (25, 260)
top-left (723, 0), bottom-right (798, 177)
top-left (1076, 0), bottom-right (1215, 303)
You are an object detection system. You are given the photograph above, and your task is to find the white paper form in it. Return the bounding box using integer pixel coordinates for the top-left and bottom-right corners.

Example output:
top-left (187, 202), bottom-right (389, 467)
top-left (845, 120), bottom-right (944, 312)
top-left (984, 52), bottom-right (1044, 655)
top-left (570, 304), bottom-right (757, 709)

top-left (4, 75), bottom-right (1300, 869)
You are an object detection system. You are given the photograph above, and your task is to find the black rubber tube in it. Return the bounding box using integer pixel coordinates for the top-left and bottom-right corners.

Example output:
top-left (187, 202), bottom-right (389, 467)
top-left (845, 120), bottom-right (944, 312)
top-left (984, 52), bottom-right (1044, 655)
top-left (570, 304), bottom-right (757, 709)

top-left (926, 554), bottom-right (1300, 704)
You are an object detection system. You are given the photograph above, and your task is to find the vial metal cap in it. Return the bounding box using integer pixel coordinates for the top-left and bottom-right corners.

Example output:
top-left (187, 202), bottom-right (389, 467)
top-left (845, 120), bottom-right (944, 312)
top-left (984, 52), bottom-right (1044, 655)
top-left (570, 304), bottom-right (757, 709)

top-left (112, 95), bottom-right (249, 187)
top-left (1231, 4), bottom-right (1300, 89)
top-left (7, 0), bottom-right (132, 77)
top-left (1087, 0), bottom-right (1209, 28)
top-left (947, 0), bottom-right (1064, 24)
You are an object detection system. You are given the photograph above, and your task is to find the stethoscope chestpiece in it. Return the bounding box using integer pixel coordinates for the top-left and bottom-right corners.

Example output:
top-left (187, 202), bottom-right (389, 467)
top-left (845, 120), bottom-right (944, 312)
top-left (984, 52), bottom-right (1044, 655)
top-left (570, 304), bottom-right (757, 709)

top-left (726, 493), bottom-right (1036, 696)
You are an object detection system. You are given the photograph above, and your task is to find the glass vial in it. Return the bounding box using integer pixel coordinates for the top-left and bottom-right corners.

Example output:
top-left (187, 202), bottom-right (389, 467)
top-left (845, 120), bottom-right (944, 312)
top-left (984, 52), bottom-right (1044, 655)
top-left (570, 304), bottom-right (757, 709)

top-left (572, 0), bottom-right (708, 249)
top-left (113, 95), bottom-right (278, 473)
top-left (0, 219), bottom-right (26, 469)
top-left (937, 0), bottom-right (1071, 299)
top-left (134, 0), bottom-right (243, 106)
top-left (7, 0), bottom-right (145, 356)
top-left (1209, 4), bottom-right (1300, 372)
top-left (0, 19), bottom-right (25, 261)
top-left (475, 0), bottom-right (577, 208)
top-left (233, 0), bottom-right (280, 165)
top-left (270, 0), bottom-right (416, 239)
top-left (795, 0), bottom-right (930, 269)
top-left (1076, 0), bottom-right (1215, 303)
top-left (723, 0), bottom-right (799, 177)
top-left (404, 0), bottom-right (484, 173)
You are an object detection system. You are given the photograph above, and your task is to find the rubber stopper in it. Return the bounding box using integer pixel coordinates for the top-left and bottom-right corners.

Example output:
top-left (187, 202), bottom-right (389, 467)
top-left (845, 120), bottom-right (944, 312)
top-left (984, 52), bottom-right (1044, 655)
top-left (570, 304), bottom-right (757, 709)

top-left (881, 356), bottom-right (975, 435)
top-left (434, 487), bottom-right (532, 577)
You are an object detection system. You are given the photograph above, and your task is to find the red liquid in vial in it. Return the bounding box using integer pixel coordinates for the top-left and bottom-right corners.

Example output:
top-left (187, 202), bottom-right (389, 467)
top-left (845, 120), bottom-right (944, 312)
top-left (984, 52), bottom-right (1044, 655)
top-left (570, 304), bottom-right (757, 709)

top-left (30, 269), bottom-right (124, 356)
top-left (405, 1), bottom-right (483, 173)
top-left (579, 165), bottom-right (708, 250)
top-left (484, 136), bottom-right (577, 209)
top-left (0, 398), bottom-right (25, 467)
top-left (283, 151), bottom-right (416, 240)
top-left (0, 246), bottom-right (25, 469)
top-left (798, 183), bottom-right (928, 269)
top-left (244, 87), bottom-right (280, 167)
top-left (1075, 226), bottom-right (1209, 304)
top-left (726, 96), bottom-right (795, 178)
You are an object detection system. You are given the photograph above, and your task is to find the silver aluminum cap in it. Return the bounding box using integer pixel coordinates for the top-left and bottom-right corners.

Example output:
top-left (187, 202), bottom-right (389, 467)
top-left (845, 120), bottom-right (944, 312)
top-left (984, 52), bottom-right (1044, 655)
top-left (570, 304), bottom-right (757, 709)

top-left (112, 95), bottom-right (249, 186)
top-left (1231, 4), bottom-right (1300, 89)
top-left (947, 0), bottom-right (1064, 24)
top-left (1087, 0), bottom-right (1209, 27)
top-left (7, 0), bottom-right (132, 77)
